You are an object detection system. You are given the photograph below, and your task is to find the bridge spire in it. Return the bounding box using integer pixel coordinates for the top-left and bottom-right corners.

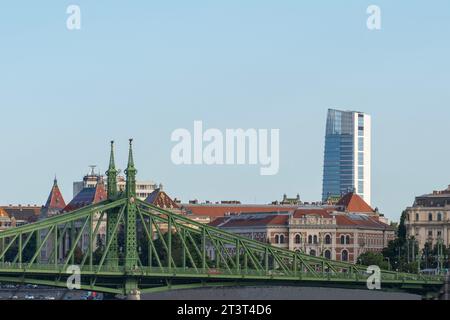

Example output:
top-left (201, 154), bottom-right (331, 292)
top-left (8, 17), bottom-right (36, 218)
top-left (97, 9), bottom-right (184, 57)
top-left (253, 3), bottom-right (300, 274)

top-left (106, 141), bottom-right (118, 200)
top-left (125, 139), bottom-right (137, 199)
top-left (124, 139), bottom-right (138, 273)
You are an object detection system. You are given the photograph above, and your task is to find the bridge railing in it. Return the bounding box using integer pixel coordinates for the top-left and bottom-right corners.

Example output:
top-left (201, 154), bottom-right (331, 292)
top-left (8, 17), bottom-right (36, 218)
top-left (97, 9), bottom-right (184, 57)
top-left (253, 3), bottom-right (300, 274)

top-left (0, 262), bottom-right (443, 284)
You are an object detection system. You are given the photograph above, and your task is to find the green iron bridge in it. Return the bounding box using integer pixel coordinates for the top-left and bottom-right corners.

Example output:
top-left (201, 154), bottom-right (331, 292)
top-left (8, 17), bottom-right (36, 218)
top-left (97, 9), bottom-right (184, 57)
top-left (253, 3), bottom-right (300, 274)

top-left (0, 141), bottom-right (446, 299)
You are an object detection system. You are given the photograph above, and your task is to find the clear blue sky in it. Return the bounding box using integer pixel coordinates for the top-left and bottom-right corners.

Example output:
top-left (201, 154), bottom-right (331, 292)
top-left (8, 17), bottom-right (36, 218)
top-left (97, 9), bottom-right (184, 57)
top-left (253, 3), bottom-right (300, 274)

top-left (0, 1), bottom-right (449, 222)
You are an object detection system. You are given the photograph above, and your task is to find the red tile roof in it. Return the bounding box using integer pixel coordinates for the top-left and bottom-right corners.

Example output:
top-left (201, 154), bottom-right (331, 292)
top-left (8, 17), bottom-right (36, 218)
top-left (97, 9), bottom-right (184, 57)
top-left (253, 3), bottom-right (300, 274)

top-left (145, 189), bottom-right (180, 210)
top-left (336, 192), bottom-right (374, 213)
top-left (210, 209), bottom-right (393, 231)
top-left (184, 204), bottom-right (297, 218)
top-left (209, 214), bottom-right (290, 228)
top-left (334, 214), bottom-right (392, 230)
top-left (44, 179), bottom-right (66, 211)
top-left (293, 208), bottom-right (334, 219)
top-left (1, 206), bottom-right (41, 223)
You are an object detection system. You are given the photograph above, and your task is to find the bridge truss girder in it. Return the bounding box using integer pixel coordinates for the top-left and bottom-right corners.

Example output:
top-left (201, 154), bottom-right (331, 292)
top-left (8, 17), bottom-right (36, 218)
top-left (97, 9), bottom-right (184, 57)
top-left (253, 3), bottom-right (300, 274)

top-left (0, 196), bottom-right (444, 297)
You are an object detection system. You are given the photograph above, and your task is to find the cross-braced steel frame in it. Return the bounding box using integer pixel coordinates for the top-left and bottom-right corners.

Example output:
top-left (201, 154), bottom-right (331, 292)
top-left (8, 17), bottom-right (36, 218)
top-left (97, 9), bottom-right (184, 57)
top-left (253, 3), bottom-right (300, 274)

top-left (0, 141), bottom-right (445, 297)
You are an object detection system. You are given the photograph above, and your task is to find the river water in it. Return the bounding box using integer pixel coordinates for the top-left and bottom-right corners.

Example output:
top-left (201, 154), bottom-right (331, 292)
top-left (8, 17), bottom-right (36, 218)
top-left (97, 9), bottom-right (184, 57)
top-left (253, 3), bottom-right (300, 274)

top-left (142, 286), bottom-right (421, 300)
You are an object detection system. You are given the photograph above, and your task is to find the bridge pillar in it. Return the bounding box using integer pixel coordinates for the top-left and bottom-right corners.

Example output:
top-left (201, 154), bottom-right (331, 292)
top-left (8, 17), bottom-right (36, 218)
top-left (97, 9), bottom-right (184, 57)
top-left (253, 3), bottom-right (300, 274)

top-left (126, 289), bottom-right (142, 301)
top-left (441, 275), bottom-right (450, 300)
top-left (125, 278), bottom-right (141, 300)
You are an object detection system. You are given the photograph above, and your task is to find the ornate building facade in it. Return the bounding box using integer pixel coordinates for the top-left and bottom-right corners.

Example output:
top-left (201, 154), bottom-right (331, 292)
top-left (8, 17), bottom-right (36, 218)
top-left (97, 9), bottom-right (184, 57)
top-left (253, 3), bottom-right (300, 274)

top-left (405, 185), bottom-right (450, 250)
top-left (210, 193), bottom-right (395, 263)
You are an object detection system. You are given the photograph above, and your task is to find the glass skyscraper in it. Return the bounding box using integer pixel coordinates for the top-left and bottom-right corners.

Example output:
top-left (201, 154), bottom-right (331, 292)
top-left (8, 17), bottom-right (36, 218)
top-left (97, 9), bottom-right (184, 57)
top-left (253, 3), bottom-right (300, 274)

top-left (322, 109), bottom-right (371, 205)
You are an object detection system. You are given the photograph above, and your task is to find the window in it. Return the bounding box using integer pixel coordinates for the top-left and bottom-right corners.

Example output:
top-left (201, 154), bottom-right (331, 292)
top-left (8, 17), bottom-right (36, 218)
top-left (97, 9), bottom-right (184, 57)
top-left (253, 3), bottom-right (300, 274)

top-left (358, 137), bottom-right (364, 151)
top-left (346, 235), bottom-right (351, 245)
top-left (341, 250), bottom-right (349, 262)
top-left (358, 128), bottom-right (364, 137)
top-left (358, 167), bottom-right (364, 180)
top-left (324, 250), bottom-right (332, 260)
top-left (358, 153), bottom-right (364, 166)
top-left (429, 213), bottom-right (433, 222)
top-left (416, 213), bottom-right (419, 221)
top-left (279, 235), bottom-right (285, 244)
top-left (438, 213), bottom-right (443, 222)
top-left (275, 235), bottom-right (280, 244)
top-left (325, 234), bottom-right (332, 245)
top-left (308, 235), bottom-right (313, 244)
top-left (295, 234), bottom-right (302, 244)
top-left (340, 235), bottom-right (345, 245)
top-left (358, 181), bottom-right (364, 194)
top-left (358, 114), bottom-right (364, 127)
top-left (313, 235), bottom-right (318, 245)
top-left (310, 250), bottom-right (317, 257)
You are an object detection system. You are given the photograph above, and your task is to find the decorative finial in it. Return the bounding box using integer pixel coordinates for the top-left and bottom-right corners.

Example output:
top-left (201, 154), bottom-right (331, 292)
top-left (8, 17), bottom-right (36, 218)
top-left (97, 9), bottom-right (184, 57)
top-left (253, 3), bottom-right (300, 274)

top-left (106, 140), bottom-right (118, 199)
top-left (127, 138), bottom-right (135, 168)
top-left (125, 139), bottom-right (137, 198)
top-left (109, 140), bottom-right (116, 169)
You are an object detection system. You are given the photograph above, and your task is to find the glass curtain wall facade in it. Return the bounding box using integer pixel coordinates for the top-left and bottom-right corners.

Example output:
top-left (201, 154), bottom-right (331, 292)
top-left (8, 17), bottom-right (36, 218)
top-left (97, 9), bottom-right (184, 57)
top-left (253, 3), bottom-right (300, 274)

top-left (322, 109), bottom-right (371, 205)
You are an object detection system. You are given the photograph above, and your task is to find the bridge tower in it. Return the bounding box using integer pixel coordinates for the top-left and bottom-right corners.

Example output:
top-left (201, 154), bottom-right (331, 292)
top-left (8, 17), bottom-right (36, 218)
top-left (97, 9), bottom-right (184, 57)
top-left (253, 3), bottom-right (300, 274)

top-left (105, 141), bottom-right (119, 267)
top-left (124, 139), bottom-right (140, 299)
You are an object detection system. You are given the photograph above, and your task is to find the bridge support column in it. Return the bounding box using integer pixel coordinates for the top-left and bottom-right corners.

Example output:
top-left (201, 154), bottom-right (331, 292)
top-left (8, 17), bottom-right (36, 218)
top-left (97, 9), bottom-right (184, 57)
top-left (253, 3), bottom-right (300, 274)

top-left (126, 289), bottom-right (141, 301)
top-left (125, 278), bottom-right (141, 300)
top-left (441, 275), bottom-right (450, 300)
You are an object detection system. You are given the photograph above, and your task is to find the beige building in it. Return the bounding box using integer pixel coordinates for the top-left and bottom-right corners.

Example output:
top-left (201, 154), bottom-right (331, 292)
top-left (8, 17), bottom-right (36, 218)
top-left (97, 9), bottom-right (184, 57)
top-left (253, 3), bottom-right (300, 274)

top-left (73, 167), bottom-right (157, 201)
top-left (405, 185), bottom-right (450, 250)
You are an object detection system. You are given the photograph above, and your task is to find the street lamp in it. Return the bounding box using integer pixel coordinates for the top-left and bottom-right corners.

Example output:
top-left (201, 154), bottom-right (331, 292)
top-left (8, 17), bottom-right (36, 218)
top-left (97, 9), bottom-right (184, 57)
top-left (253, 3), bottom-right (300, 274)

top-left (384, 257), bottom-right (391, 271)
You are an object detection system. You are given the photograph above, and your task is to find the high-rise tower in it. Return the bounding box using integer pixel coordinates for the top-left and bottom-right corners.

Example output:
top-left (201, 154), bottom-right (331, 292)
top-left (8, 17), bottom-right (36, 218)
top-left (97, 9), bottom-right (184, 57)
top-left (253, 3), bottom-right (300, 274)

top-left (322, 109), bottom-right (371, 205)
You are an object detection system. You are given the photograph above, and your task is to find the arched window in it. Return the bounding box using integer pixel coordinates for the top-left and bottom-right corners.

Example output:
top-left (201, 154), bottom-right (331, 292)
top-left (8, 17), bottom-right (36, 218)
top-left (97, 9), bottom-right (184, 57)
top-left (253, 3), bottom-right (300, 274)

top-left (279, 235), bottom-right (285, 244)
top-left (340, 235), bottom-right (345, 245)
top-left (325, 234), bottom-right (332, 245)
top-left (295, 234), bottom-right (302, 244)
top-left (346, 235), bottom-right (351, 245)
top-left (275, 235), bottom-right (280, 244)
top-left (310, 250), bottom-right (316, 257)
top-left (308, 235), bottom-right (313, 244)
top-left (341, 250), bottom-right (349, 262)
top-left (313, 235), bottom-right (318, 244)
top-left (429, 213), bottom-right (433, 222)
top-left (438, 213), bottom-right (443, 222)
top-left (324, 250), bottom-right (331, 260)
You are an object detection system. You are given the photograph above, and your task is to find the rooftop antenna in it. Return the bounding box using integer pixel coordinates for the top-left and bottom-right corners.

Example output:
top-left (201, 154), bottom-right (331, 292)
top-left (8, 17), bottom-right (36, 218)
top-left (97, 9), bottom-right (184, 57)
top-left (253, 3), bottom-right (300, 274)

top-left (89, 165), bottom-right (97, 176)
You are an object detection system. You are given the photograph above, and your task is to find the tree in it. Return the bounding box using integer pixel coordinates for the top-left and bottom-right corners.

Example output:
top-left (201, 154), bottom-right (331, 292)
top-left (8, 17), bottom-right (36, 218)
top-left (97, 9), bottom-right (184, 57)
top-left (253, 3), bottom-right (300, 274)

top-left (357, 251), bottom-right (389, 270)
top-left (398, 211), bottom-right (408, 242)
top-left (74, 246), bottom-right (83, 264)
top-left (382, 239), bottom-right (407, 271)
